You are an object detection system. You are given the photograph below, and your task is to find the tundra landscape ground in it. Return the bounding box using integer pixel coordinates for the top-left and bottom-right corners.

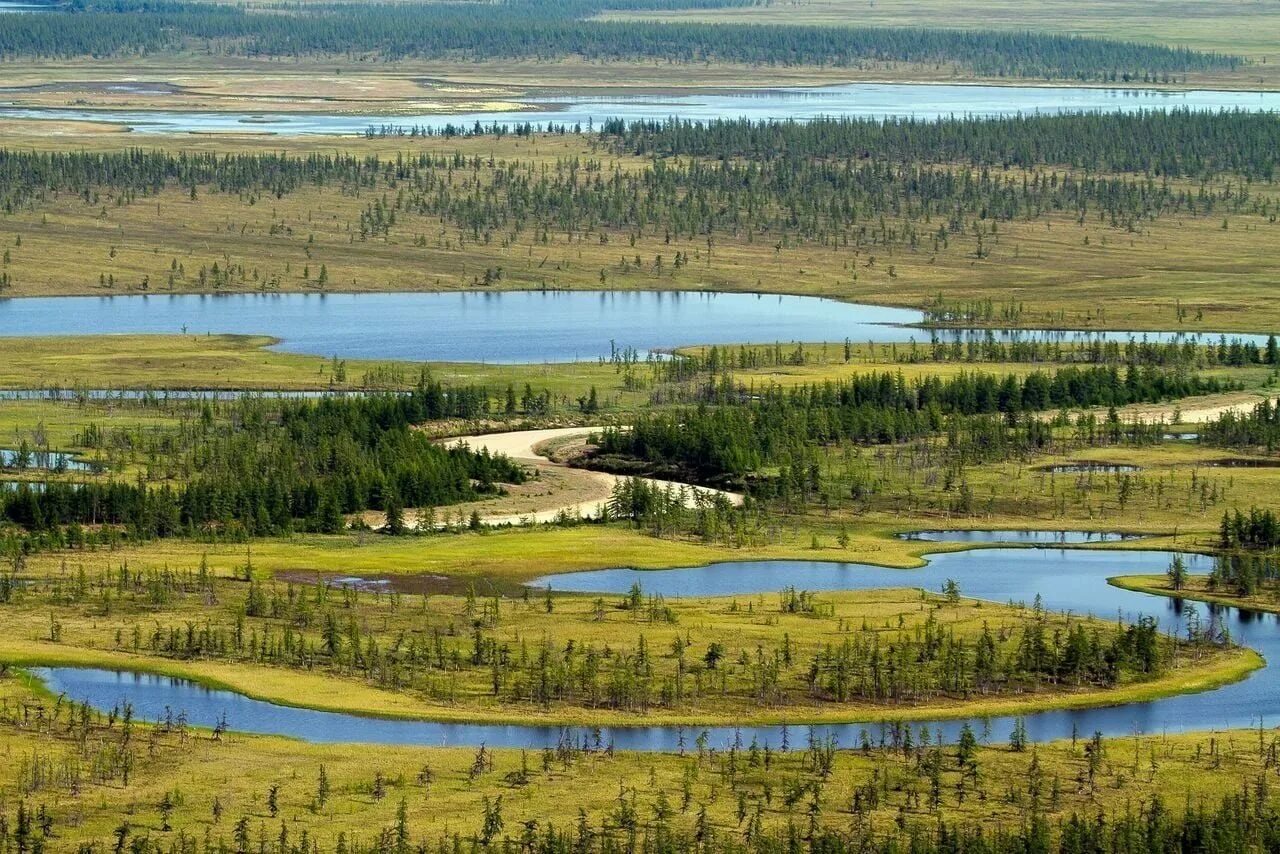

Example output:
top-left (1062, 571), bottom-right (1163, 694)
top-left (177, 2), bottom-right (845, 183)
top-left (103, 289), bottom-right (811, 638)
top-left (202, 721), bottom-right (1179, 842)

top-left (1, 0), bottom-right (1280, 849)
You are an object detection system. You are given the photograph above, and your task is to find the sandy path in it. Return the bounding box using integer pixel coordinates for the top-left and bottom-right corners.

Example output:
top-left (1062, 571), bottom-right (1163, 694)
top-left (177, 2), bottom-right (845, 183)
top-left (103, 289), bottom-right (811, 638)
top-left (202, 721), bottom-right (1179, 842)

top-left (441, 426), bottom-right (600, 464)
top-left (1118, 391), bottom-right (1274, 425)
top-left (435, 426), bottom-right (742, 527)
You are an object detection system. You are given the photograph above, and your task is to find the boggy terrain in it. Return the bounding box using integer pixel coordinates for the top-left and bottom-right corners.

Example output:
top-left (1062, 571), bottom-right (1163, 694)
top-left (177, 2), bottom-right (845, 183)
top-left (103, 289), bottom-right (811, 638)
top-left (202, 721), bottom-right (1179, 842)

top-left (2, 9), bottom-right (1280, 843)
top-left (6, 664), bottom-right (1280, 852)
top-left (0, 547), bottom-right (1252, 727)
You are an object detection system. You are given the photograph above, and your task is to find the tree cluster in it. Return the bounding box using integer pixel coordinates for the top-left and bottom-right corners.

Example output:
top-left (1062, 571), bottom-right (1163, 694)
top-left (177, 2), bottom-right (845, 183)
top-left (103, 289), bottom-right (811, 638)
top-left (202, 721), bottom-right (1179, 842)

top-left (597, 366), bottom-right (1228, 480)
top-left (604, 111), bottom-right (1280, 180)
top-left (0, 389), bottom-right (525, 541)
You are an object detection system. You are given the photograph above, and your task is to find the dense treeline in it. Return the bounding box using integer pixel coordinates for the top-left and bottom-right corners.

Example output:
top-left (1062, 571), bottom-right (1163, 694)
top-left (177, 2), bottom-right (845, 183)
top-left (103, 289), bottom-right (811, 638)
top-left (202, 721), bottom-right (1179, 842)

top-left (910, 331), bottom-right (1280, 370)
top-left (598, 366), bottom-right (1227, 479)
top-left (0, 386), bottom-right (524, 540)
top-left (605, 477), bottom-right (766, 545)
top-left (1202, 399), bottom-right (1280, 451)
top-left (603, 111), bottom-right (1280, 180)
top-left (657, 334), bottom-right (1278, 390)
top-left (1208, 551), bottom-right (1280, 596)
top-left (0, 0), bottom-right (1238, 82)
top-left (1219, 506), bottom-right (1280, 551)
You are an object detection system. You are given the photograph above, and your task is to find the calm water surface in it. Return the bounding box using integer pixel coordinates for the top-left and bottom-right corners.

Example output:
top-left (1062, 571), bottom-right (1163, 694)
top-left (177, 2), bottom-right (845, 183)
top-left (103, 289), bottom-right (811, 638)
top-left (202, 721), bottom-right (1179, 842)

top-left (2, 83), bottom-right (1278, 134)
top-left (0, 292), bottom-right (1271, 362)
top-left (0, 448), bottom-right (93, 471)
top-left (899, 530), bottom-right (1143, 545)
top-left (0, 388), bottom-right (365, 401)
top-left (1042, 463), bottom-right (1142, 475)
top-left (33, 546), bottom-right (1280, 750)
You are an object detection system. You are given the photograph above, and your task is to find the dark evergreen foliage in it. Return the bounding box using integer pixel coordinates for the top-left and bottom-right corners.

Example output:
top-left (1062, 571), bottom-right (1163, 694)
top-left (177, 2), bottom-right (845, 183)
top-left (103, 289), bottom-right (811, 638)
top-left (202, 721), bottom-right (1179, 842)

top-left (1219, 506), bottom-right (1280, 551)
top-left (1, 131), bottom-right (1268, 261)
top-left (0, 0), bottom-right (1239, 83)
top-left (1202, 399), bottom-right (1280, 451)
top-left (599, 366), bottom-right (1228, 479)
top-left (603, 110), bottom-right (1280, 180)
top-left (1208, 551), bottom-right (1280, 595)
top-left (0, 388), bottom-right (525, 539)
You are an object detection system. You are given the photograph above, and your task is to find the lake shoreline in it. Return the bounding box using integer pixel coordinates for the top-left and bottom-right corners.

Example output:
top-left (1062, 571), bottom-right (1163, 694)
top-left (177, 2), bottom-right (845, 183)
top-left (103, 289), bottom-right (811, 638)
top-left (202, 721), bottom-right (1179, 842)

top-left (12, 544), bottom-right (1274, 746)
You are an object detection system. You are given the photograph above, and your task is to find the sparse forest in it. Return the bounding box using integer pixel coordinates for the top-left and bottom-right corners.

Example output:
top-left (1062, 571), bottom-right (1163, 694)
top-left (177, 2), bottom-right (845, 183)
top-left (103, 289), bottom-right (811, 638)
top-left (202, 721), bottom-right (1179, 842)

top-left (1, 0), bottom-right (1279, 848)
top-left (2, 109), bottom-right (1277, 310)
top-left (0, 0), bottom-right (1239, 83)
top-left (0, 562), bottom-right (1224, 717)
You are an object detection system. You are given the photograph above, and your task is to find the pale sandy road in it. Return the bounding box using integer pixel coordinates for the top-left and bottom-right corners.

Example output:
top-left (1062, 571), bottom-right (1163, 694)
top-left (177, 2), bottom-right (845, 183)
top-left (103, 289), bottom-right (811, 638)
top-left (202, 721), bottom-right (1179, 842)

top-left (437, 426), bottom-right (742, 527)
top-left (1117, 391), bottom-right (1275, 425)
top-left (441, 426), bottom-right (601, 464)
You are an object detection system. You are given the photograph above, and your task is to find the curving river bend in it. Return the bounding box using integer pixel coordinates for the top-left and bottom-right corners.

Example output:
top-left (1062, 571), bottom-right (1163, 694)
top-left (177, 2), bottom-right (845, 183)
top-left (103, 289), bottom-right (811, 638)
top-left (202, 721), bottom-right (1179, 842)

top-left (29, 538), bottom-right (1280, 749)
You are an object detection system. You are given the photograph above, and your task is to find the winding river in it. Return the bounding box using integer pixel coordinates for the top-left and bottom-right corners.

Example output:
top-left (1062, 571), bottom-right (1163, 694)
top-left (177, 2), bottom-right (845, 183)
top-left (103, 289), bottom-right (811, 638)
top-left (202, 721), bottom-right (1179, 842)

top-left (29, 542), bottom-right (1280, 750)
top-left (2, 83), bottom-right (1279, 134)
top-left (0, 292), bottom-right (1271, 363)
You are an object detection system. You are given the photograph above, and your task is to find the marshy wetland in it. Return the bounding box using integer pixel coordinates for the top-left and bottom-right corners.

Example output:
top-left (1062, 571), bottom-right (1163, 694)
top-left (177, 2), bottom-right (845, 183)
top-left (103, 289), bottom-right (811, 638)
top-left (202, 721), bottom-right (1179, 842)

top-left (1, 0), bottom-right (1280, 848)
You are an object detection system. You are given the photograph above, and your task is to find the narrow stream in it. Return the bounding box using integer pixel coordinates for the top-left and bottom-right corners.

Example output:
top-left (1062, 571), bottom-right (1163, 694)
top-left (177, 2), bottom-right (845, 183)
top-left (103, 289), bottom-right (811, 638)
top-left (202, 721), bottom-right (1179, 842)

top-left (29, 544), bottom-right (1278, 750)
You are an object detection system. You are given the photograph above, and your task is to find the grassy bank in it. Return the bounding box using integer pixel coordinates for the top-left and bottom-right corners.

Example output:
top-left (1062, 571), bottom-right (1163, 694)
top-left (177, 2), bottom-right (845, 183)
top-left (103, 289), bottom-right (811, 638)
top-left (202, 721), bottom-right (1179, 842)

top-left (6, 644), bottom-right (1258, 728)
top-left (2, 584), bottom-right (1256, 728)
top-left (0, 519), bottom-right (1254, 728)
top-left (1, 664), bottom-right (1276, 849)
top-left (1112, 573), bottom-right (1280, 615)
top-left (0, 333), bottom-right (642, 405)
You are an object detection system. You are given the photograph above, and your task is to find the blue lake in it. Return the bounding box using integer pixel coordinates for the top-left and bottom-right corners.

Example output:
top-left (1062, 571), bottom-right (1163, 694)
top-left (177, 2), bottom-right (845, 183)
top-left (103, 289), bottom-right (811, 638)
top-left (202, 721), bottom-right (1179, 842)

top-left (0, 291), bottom-right (1270, 363)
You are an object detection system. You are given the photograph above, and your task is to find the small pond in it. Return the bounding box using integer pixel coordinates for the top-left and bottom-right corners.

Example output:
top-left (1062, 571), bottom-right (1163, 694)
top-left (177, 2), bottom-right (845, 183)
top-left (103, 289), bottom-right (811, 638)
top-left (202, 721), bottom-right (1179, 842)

top-left (1041, 463), bottom-right (1141, 475)
top-left (0, 448), bottom-right (95, 472)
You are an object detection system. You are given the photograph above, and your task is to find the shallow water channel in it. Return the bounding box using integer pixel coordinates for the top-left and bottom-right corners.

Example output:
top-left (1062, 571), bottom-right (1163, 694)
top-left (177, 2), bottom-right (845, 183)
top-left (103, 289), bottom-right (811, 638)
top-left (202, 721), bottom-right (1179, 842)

top-left (29, 543), bottom-right (1279, 750)
top-left (2, 82), bottom-right (1279, 134)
